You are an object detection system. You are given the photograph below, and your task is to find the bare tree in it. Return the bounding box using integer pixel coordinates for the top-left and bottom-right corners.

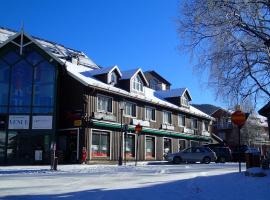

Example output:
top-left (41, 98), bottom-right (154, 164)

top-left (178, 0), bottom-right (270, 106)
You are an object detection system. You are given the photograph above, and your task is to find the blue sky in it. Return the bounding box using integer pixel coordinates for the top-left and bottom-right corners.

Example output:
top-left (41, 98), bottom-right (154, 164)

top-left (0, 0), bottom-right (225, 107)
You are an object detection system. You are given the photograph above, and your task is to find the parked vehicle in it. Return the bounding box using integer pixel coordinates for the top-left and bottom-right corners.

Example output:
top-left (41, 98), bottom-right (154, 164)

top-left (203, 144), bottom-right (232, 163)
top-left (165, 146), bottom-right (217, 164)
top-left (231, 145), bottom-right (260, 162)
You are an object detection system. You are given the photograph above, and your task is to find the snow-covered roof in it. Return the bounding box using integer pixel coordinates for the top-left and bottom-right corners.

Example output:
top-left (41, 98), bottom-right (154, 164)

top-left (64, 60), bottom-right (214, 120)
top-left (155, 88), bottom-right (192, 101)
top-left (90, 65), bottom-right (122, 77)
top-left (0, 27), bottom-right (98, 69)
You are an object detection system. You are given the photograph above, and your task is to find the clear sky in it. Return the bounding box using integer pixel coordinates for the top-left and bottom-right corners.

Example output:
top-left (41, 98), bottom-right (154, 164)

top-left (0, 0), bottom-right (225, 107)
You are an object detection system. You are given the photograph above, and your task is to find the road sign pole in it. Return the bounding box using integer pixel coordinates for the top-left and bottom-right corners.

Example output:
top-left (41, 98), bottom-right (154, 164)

top-left (238, 126), bottom-right (241, 173)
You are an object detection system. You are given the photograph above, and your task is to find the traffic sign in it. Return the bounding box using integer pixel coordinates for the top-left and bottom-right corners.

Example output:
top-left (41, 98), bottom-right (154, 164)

top-left (135, 124), bottom-right (142, 133)
top-left (231, 110), bottom-right (247, 127)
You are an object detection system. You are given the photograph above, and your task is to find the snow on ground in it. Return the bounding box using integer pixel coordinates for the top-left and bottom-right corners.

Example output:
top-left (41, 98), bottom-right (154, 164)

top-left (0, 162), bottom-right (269, 200)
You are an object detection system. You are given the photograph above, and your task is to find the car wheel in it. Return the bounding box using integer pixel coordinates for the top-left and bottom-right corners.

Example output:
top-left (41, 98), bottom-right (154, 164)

top-left (202, 157), bottom-right (211, 164)
top-left (173, 156), bottom-right (182, 164)
top-left (219, 157), bottom-right (226, 163)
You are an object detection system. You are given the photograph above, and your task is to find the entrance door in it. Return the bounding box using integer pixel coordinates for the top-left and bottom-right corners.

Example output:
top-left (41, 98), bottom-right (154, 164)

top-left (163, 138), bottom-right (172, 155)
top-left (57, 130), bottom-right (79, 164)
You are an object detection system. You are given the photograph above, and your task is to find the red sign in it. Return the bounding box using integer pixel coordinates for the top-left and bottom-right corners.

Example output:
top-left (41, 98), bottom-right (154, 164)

top-left (135, 124), bottom-right (142, 134)
top-left (231, 110), bottom-right (247, 127)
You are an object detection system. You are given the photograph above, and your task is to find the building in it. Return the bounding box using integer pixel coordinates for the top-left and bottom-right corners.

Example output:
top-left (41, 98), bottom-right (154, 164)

top-left (0, 27), bottom-right (214, 165)
top-left (194, 104), bottom-right (270, 152)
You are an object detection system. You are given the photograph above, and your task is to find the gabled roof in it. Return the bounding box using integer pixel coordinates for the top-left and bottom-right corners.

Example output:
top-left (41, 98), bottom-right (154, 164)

top-left (121, 68), bottom-right (149, 86)
top-left (144, 70), bottom-right (171, 86)
top-left (90, 65), bottom-right (122, 77)
top-left (155, 88), bottom-right (192, 101)
top-left (0, 27), bottom-right (99, 69)
top-left (192, 104), bottom-right (221, 116)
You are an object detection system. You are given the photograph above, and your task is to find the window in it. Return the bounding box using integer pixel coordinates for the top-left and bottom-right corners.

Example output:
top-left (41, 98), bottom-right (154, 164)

top-left (164, 138), bottom-right (172, 154)
top-left (145, 107), bottom-right (156, 121)
top-left (181, 95), bottom-right (189, 107)
top-left (178, 115), bottom-right (185, 127)
top-left (0, 60), bottom-right (10, 108)
top-left (163, 111), bottom-right (172, 125)
top-left (97, 95), bottom-right (112, 113)
top-left (124, 102), bottom-right (136, 117)
top-left (125, 134), bottom-right (135, 158)
top-left (146, 136), bottom-right (155, 159)
top-left (132, 75), bottom-right (143, 92)
top-left (191, 118), bottom-right (198, 129)
top-left (149, 79), bottom-right (160, 90)
top-left (203, 121), bottom-right (209, 131)
top-left (179, 139), bottom-right (186, 151)
top-left (91, 131), bottom-right (110, 158)
top-left (109, 71), bottom-right (117, 85)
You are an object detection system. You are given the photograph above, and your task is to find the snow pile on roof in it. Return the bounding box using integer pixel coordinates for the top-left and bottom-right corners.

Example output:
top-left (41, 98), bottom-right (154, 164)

top-left (64, 60), bottom-right (213, 120)
top-left (0, 27), bottom-right (98, 69)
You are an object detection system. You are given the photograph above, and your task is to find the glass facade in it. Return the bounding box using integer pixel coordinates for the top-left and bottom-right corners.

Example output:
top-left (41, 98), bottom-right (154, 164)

top-left (0, 43), bottom-right (57, 164)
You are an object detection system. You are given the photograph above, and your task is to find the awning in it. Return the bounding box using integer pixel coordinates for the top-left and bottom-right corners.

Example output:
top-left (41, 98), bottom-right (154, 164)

top-left (90, 119), bottom-right (211, 142)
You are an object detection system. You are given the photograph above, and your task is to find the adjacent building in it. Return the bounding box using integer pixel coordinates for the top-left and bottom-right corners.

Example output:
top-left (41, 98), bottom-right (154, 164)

top-left (0, 27), bottom-right (214, 165)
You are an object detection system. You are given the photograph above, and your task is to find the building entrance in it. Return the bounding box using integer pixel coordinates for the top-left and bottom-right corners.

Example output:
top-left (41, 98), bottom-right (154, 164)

top-left (57, 129), bottom-right (79, 164)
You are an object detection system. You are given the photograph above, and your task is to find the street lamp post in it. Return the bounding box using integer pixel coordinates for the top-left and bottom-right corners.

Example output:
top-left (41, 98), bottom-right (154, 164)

top-left (118, 101), bottom-right (125, 166)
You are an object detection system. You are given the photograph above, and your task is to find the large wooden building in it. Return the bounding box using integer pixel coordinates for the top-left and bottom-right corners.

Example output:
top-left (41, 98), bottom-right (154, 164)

top-left (0, 28), bottom-right (214, 165)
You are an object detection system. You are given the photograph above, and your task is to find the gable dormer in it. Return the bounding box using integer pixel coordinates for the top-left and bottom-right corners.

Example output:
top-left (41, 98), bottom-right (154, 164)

top-left (144, 70), bottom-right (171, 91)
top-left (89, 65), bottom-right (122, 86)
top-left (155, 88), bottom-right (192, 108)
top-left (119, 68), bottom-right (149, 94)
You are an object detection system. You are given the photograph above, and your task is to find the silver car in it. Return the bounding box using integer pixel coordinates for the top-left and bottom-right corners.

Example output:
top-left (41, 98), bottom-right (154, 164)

top-left (165, 146), bottom-right (217, 164)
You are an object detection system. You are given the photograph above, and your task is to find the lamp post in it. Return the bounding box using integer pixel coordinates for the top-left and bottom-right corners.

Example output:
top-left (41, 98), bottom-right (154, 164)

top-left (118, 101), bottom-right (125, 166)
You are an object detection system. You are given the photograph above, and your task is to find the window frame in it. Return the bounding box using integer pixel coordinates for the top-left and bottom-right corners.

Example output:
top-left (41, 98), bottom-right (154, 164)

top-left (178, 114), bottom-right (186, 127)
top-left (145, 135), bottom-right (156, 159)
top-left (163, 110), bottom-right (172, 125)
top-left (145, 106), bottom-right (156, 122)
top-left (109, 71), bottom-right (117, 85)
top-left (123, 101), bottom-right (137, 118)
top-left (132, 75), bottom-right (144, 92)
top-left (191, 118), bottom-right (198, 130)
top-left (97, 94), bottom-right (113, 114)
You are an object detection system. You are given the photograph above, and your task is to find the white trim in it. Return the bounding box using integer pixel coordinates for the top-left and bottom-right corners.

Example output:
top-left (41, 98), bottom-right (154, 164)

top-left (145, 106), bottom-right (156, 122)
top-left (178, 114), bottom-right (186, 127)
top-left (123, 101), bottom-right (137, 118)
top-left (163, 137), bottom-right (172, 155)
top-left (125, 132), bottom-right (136, 159)
top-left (162, 110), bottom-right (173, 125)
top-left (96, 94), bottom-right (113, 114)
top-left (145, 135), bottom-right (157, 160)
top-left (90, 129), bottom-right (112, 160)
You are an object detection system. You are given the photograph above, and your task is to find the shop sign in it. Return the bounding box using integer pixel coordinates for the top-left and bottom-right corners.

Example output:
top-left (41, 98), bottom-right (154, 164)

top-left (32, 116), bottom-right (53, 129)
top-left (132, 119), bottom-right (150, 127)
top-left (74, 119), bottom-right (82, 127)
top-left (161, 124), bottom-right (175, 131)
top-left (184, 127), bottom-right (194, 134)
top-left (8, 115), bottom-right (30, 129)
top-left (93, 112), bottom-right (116, 122)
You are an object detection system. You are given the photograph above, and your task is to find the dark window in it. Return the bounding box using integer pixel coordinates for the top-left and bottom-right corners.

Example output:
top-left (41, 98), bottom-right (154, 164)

top-left (125, 134), bottom-right (135, 158)
top-left (91, 131), bottom-right (110, 158)
top-left (146, 136), bottom-right (155, 158)
top-left (2, 51), bottom-right (20, 65)
top-left (145, 107), bottom-right (155, 121)
top-left (164, 138), bottom-right (172, 154)
top-left (9, 60), bottom-right (32, 112)
top-left (0, 60), bottom-right (10, 107)
top-left (0, 131), bottom-right (5, 161)
top-left (179, 139), bottom-right (186, 151)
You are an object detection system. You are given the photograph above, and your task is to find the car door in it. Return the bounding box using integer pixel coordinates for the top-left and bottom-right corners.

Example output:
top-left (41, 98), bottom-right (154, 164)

top-left (181, 147), bottom-right (193, 162)
top-left (193, 147), bottom-right (205, 162)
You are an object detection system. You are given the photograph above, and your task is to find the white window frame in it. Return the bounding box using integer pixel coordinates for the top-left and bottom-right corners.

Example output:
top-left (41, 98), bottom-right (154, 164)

top-left (181, 95), bottom-right (189, 107)
top-left (132, 75), bottom-right (144, 92)
top-left (145, 135), bottom-right (156, 160)
top-left (124, 101), bottom-right (137, 118)
top-left (202, 120), bottom-right (209, 131)
top-left (108, 71), bottom-right (118, 85)
top-left (178, 114), bottom-right (185, 127)
top-left (97, 94), bottom-right (113, 113)
top-left (163, 137), bottom-right (172, 155)
top-left (145, 106), bottom-right (156, 122)
top-left (191, 118), bottom-right (198, 130)
top-left (163, 110), bottom-right (172, 125)
top-left (124, 133), bottom-right (136, 159)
